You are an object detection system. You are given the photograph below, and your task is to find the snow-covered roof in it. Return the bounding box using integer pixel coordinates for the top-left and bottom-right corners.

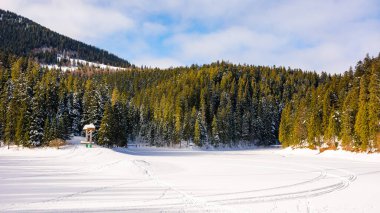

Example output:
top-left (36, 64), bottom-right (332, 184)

top-left (83, 123), bottom-right (95, 130)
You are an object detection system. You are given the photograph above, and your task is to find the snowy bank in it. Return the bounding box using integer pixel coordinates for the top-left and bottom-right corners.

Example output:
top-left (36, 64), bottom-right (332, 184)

top-left (278, 147), bottom-right (380, 162)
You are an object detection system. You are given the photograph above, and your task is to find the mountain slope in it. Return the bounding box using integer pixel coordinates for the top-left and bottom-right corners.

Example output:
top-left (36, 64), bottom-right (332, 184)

top-left (0, 9), bottom-right (130, 67)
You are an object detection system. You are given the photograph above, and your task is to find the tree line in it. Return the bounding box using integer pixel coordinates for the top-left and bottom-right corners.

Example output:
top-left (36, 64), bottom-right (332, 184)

top-left (279, 54), bottom-right (380, 151)
top-left (0, 52), bottom-right (378, 151)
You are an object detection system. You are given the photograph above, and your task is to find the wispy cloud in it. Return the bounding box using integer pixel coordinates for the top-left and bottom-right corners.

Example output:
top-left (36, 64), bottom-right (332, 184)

top-left (1, 0), bottom-right (380, 73)
top-left (0, 0), bottom-right (134, 40)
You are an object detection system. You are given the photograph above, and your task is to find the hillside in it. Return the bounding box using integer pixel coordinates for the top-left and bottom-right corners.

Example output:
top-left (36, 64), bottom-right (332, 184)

top-left (1, 52), bottom-right (378, 151)
top-left (279, 54), bottom-right (380, 151)
top-left (0, 9), bottom-right (130, 67)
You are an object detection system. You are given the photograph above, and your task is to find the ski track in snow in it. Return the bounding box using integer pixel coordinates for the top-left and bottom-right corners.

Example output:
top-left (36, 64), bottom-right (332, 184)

top-left (0, 138), bottom-right (379, 212)
top-left (200, 166), bottom-right (350, 204)
top-left (131, 159), bottom-right (228, 212)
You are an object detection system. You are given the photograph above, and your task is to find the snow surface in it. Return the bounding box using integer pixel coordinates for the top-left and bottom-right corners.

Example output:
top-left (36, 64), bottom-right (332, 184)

top-left (1, 137), bottom-right (380, 212)
top-left (83, 123), bottom-right (95, 130)
top-left (41, 57), bottom-right (127, 72)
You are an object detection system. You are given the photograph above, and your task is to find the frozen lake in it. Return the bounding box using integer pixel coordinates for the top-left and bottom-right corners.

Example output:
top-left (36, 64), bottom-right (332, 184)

top-left (1, 138), bottom-right (380, 212)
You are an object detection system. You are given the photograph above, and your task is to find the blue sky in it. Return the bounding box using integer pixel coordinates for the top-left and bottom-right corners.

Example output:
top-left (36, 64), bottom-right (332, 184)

top-left (1, 0), bottom-right (380, 73)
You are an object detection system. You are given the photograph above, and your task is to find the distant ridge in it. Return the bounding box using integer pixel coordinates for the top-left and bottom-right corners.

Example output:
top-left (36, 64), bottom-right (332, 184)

top-left (0, 9), bottom-right (131, 67)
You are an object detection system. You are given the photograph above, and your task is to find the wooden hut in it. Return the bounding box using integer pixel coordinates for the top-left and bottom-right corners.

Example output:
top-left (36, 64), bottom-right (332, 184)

top-left (81, 123), bottom-right (95, 146)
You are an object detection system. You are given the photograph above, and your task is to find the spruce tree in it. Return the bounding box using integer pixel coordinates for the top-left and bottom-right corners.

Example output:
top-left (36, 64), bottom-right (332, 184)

top-left (174, 100), bottom-right (183, 144)
top-left (306, 89), bottom-right (322, 148)
top-left (242, 111), bottom-right (251, 142)
top-left (341, 88), bottom-right (358, 149)
top-left (58, 113), bottom-right (71, 140)
top-left (194, 117), bottom-right (201, 146)
top-left (368, 63), bottom-right (380, 149)
top-left (211, 116), bottom-right (220, 146)
top-left (355, 76), bottom-right (369, 150)
top-left (279, 104), bottom-right (292, 147)
top-left (292, 100), bottom-right (307, 147)
top-left (15, 108), bottom-right (26, 146)
top-left (98, 102), bottom-right (112, 147)
top-left (42, 118), bottom-right (51, 145)
top-left (113, 101), bottom-right (126, 146)
top-left (4, 81), bottom-right (15, 146)
top-left (71, 92), bottom-right (82, 135)
top-left (325, 111), bottom-right (340, 148)
top-left (29, 84), bottom-right (45, 146)
top-left (4, 108), bottom-right (14, 147)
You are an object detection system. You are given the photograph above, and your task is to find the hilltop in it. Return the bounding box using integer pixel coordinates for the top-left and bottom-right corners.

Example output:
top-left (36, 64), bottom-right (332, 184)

top-left (0, 9), bottom-right (130, 68)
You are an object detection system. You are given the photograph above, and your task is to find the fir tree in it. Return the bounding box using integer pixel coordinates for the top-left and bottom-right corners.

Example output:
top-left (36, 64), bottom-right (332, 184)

top-left (29, 83), bottom-right (45, 146)
top-left (341, 88), bottom-right (358, 149)
top-left (194, 117), bottom-right (201, 146)
top-left (29, 100), bottom-right (44, 146)
top-left (279, 104), bottom-right (292, 147)
top-left (42, 118), bottom-right (52, 145)
top-left (15, 108), bottom-right (26, 146)
top-left (242, 111), bottom-right (251, 141)
top-left (211, 116), bottom-right (220, 146)
top-left (355, 77), bottom-right (369, 150)
top-left (71, 92), bottom-right (82, 135)
top-left (292, 100), bottom-right (307, 146)
top-left (306, 89), bottom-right (321, 148)
top-left (368, 63), bottom-right (380, 149)
top-left (325, 111), bottom-right (340, 148)
top-left (98, 102), bottom-right (113, 147)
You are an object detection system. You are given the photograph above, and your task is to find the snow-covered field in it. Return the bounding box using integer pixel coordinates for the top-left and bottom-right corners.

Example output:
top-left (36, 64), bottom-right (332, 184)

top-left (1, 137), bottom-right (380, 212)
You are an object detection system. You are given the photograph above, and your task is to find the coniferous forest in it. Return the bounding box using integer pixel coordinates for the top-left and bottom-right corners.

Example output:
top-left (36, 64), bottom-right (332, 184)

top-left (279, 54), bottom-right (380, 151)
top-left (0, 51), bottom-right (379, 151)
top-left (0, 9), bottom-right (131, 67)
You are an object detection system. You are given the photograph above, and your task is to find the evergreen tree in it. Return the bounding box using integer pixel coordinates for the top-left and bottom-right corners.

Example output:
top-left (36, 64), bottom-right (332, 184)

top-left (15, 108), bottom-right (27, 146)
top-left (306, 90), bottom-right (321, 148)
top-left (29, 88), bottom-right (45, 146)
top-left (355, 77), bottom-right (369, 150)
top-left (241, 111), bottom-right (251, 141)
top-left (341, 88), bottom-right (358, 149)
top-left (82, 79), bottom-right (105, 140)
top-left (4, 80), bottom-right (15, 146)
top-left (211, 116), bottom-right (220, 146)
top-left (194, 116), bottom-right (201, 146)
top-left (98, 102), bottom-right (112, 147)
top-left (325, 111), bottom-right (340, 148)
top-left (368, 63), bottom-right (380, 149)
top-left (42, 118), bottom-right (52, 145)
top-left (174, 99), bottom-right (183, 144)
top-left (113, 101), bottom-right (126, 146)
top-left (279, 104), bottom-right (292, 147)
top-left (71, 92), bottom-right (82, 135)
top-left (292, 100), bottom-right (307, 146)
top-left (58, 113), bottom-right (71, 140)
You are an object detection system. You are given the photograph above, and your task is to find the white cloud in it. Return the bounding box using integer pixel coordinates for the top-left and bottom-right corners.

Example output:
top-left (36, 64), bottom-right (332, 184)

top-left (1, 0), bottom-right (380, 73)
top-left (167, 27), bottom-right (287, 64)
top-left (157, 0), bottom-right (380, 73)
top-left (142, 22), bottom-right (168, 36)
top-left (133, 56), bottom-right (182, 69)
top-left (0, 0), bottom-right (134, 41)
